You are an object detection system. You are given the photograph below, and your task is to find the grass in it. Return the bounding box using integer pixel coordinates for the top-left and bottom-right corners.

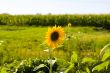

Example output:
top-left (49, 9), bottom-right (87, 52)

top-left (0, 25), bottom-right (110, 65)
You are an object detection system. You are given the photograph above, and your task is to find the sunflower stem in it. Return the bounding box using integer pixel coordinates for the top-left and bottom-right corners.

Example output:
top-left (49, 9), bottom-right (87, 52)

top-left (49, 48), bottom-right (52, 73)
top-left (67, 24), bottom-right (72, 61)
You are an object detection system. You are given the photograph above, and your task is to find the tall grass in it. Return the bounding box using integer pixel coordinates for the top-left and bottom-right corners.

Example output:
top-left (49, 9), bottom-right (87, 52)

top-left (0, 26), bottom-right (110, 65)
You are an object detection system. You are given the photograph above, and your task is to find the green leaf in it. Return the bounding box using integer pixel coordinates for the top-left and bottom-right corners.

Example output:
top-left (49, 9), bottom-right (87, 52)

top-left (100, 43), bottom-right (110, 55)
top-left (70, 51), bottom-right (78, 63)
top-left (86, 67), bottom-right (90, 73)
top-left (0, 67), bottom-right (8, 73)
top-left (33, 64), bottom-right (47, 71)
top-left (82, 57), bottom-right (96, 63)
top-left (102, 50), bottom-right (110, 61)
top-left (47, 59), bottom-right (56, 66)
top-left (92, 61), bottom-right (109, 72)
top-left (65, 63), bottom-right (74, 73)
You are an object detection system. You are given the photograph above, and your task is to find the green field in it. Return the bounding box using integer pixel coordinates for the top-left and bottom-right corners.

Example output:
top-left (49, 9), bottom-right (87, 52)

top-left (0, 25), bottom-right (110, 60)
top-left (0, 25), bottom-right (110, 73)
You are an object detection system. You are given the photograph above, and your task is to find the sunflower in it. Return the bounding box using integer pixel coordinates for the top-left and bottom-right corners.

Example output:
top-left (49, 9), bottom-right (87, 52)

top-left (45, 26), bottom-right (65, 49)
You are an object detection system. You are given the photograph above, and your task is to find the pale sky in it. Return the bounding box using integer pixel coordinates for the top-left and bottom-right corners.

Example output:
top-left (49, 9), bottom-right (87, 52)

top-left (0, 0), bottom-right (110, 14)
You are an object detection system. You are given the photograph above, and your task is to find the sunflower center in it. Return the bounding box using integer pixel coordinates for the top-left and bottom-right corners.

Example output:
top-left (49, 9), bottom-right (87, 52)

top-left (51, 31), bottom-right (59, 41)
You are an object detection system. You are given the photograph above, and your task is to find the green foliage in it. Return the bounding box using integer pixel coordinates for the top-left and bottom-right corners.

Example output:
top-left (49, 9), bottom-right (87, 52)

top-left (0, 67), bottom-right (8, 73)
top-left (0, 58), bottom-right (58, 73)
top-left (91, 43), bottom-right (110, 73)
top-left (65, 51), bottom-right (93, 73)
top-left (65, 43), bottom-right (110, 73)
top-left (102, 50), bottom-right (110, 61)
top-left (70, 51), bottom-right (78, 63)
top-left (0, 26), bottom-right (110, 65)
top-left (0, 14), bottom-right (110, 26)
top-left (92, 61), bottom-right (109, 72)
top-left (100, 43), bottom-right (110, 55)
top-left (82, 57), bottom-right (96, 63)
top-left (65, 51), bottom-right (78, 73)
top-left (65, 64), bottom-right (74, 73)
top-left (0, 26), bottom-right (110, 73)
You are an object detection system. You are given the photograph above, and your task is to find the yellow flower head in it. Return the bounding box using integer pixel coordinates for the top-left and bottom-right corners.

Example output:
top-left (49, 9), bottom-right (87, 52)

top-left (45, 26), bottom-right (65, 49)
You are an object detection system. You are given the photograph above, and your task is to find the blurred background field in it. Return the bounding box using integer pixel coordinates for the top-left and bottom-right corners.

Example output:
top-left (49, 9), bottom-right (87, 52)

top-left (0, 25), bottom-right (110, 66)
top-left (0, 14), bottom-right (110, 73)
top-left (0, 0), bottom-right (110, 72)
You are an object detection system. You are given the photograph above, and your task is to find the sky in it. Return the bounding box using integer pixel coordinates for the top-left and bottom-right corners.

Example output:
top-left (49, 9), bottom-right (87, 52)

top-left (0, 0), bottom-right (110, 14)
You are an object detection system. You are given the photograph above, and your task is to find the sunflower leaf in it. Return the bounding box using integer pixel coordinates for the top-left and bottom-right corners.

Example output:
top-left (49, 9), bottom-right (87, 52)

top-left (65, 63), bottom-right (74, 73)
top-left (70, 51), bottom-right (78, 63)
top-left (100, 43), bottom-right (110, 55)
top-left (82, 57), bottom-right (96, 63)
top-left (33, 64), bottom-right (47, 71)
top-left (86, 67), bottom-right (90, 73)
top-left (92, 61), bottom-right (109, 72)
top-left (102, 50), bottom-right (110, 61)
